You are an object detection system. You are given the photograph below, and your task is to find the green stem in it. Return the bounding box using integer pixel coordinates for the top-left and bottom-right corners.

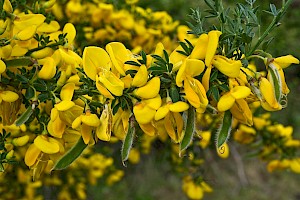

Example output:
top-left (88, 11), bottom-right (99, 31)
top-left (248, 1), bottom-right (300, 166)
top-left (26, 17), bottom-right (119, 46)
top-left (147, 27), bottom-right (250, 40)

top-left (246, 0), bottom-right (293, 57)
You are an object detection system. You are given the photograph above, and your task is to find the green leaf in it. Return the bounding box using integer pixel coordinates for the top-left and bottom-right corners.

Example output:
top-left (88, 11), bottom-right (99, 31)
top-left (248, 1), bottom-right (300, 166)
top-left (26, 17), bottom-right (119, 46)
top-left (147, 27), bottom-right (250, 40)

top-left (121, 117), bottom-right (135, 166)
top-left (125, 69), bottom-right (138, 75)
top-left (268, 66), bottom-right (281, 102)
top-left (270, 4), bottom-right (278, 16)
top-left (151, 54), bottom-right (166, 64)
top-left (180, 107), bottom-right (195, 156)
top-left (216, 110), bottom-right (232, 148)
top-left (141, 50), bottom-right (147, 65)
top-left (52, 137), bottom-right (88, 171)
top-left (25, 87), bottom-right (35, 100)
top-left (124, 61), bottom-right (141, 67)
top-left (170, 85), bottom-right (180, 102)
top-left (15, 106), bottom-right (33, 126)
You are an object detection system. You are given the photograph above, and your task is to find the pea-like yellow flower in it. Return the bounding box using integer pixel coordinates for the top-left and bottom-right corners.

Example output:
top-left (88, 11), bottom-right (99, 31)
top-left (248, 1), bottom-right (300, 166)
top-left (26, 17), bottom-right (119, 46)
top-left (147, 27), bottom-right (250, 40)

top-left (38, 57), bottom-right (57, 80)
top-left (155, 97), bottom-right (189, 121)
top-left (96, 104), bottom-right (113, 141)
top-left (230, 99), bottom-right (253, 126)
top-left (273, 55), bottom-right (299, 69)
top-left (15, 25), bottom-right (37, 41)
top-left (37, 21), bottom-right (60, 33)
top-left (259, 77), bottom-right (282, 111)
top-left (0, 90), bottom-right (19, 103)
top-left (112, 108), bottom-right (130, 140)
top-left (184, 78), bottom-right (208, 113)
top-left (217, 86), bottom-right (251, 112)
top-left (131, 64), bottom-right (148, 87)
top-left (133, 95), bottom-right (162, 125)
top-left (133, 77), bottom-right (160, 99)
top-left (212, 55), bottom-right (242, 78)
top-left (106, 42), bottom-right (131, 76)
top-left (234, 124), bottom-right (256, 144)
top-left (72, 110), bottom-right (100, 144)
top-left (164, 112), bottom-right (184, 143)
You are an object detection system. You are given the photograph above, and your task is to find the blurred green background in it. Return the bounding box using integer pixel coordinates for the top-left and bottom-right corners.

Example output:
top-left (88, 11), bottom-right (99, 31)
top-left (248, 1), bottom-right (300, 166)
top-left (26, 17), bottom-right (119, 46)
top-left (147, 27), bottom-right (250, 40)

top-left (93, 0), bottom-right (300, 199)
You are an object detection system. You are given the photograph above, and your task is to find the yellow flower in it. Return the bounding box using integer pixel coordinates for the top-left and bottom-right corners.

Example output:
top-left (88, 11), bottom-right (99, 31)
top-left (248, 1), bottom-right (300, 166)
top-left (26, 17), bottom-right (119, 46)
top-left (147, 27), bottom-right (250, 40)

top-left (259, 77), bottom-right (281, 111)
top-left (217, 86), bottom-right (251, 112)
top-left (133, 77), bottom-right (160, 99)
top-left (273, 55), bottom-right (299, 69)
top-left (230, 99), bottom-right (253, 126)
top-left (184, 78), bottom-right (208, 113)
top-left (72, 110), bottom-right (100, 144)
top-left (234, 124), bottom-right (256, 144)
top-left (154, 97), bottom-right (189, 121)
top-left (133, 95), bottom-right (162, 125)
top-left (212, 55), bottom-right (242, 78)
top-left (164, 112), bottom-right (184, 143)
top-left (38, 57), bottom-right (57, 80)
top-left (96, 104), bottom-right (113, 141)
top-left (0, 90), bottom-right (19, 103)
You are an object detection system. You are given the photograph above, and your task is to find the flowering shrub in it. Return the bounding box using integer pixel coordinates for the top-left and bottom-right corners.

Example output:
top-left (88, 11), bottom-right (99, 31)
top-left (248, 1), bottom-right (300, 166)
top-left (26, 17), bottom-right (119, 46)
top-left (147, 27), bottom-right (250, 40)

top-left (0, 0), bottom-right (299, 199)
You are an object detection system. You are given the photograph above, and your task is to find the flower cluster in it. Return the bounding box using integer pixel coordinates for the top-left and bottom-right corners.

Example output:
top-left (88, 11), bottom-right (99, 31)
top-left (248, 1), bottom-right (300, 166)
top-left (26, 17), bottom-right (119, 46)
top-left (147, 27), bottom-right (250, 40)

top-left (0, 0), bottom-right (299, 199)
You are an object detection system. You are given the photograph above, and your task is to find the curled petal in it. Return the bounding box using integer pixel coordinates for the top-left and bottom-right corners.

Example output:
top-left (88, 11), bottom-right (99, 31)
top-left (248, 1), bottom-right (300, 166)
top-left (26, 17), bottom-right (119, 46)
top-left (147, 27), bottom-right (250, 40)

top-left (190, 33), bottom-right (208, 60)
top-left (139, 123), bottom-right (156, 137)
top-left (99, 71), bottom-right (124, 96)
top-left (34, 135), bottom-right (60, 154)
top-left (0, 59), bottom-right (6, 74)
top-left (217, 93), bottom-right (235, 112)
top-left (133, 103), bottom-right (156, 124)
top-left (106, 42), bottom-right (129, 76)
top-left (55, 100), bottom-right (75, 111)
top-left (205, 30), bottom-right (222, 66)
top-left (230, 86), bottom-right (251, 99)
top-left (274, 55), bottom-right (299, 69)
top-left (83, 46), bottom-right (111, 81)
top-left (0, 90), bottom-right (19, 102)
top-left (60, 82), bottom-right (75, 101)
top-left (212, 55), bottom-right (241, 78)
top-left (169, 101), bottom-right (189, 113)
top-left (82, 113), bottom-right (100, 127)
top-left (143, 95), bottom-right (162, 110)
top-left (63, 23), bottom-right (76, 44)
top-left (25, 144), bottom-right (41, 167)
top-left (155, 105), bottom-right (170, 121)
top-left (132, 64), bottom-right (148, 87)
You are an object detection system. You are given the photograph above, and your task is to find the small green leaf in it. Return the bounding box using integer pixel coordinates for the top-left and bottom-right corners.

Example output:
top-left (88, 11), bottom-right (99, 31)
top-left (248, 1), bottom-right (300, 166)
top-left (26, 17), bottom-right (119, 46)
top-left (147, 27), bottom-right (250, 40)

top-left (216, 110), bottom-right (232, 148)
top-left (170, 85), bottom-right (180, 102)
top-left (141, 50), bottom-right (147, 65)
top-left (125, 69), bottom-right (138, 75)
top-left (25, 87), bottom-right (35, 100)
top-left (121, 116), bottom-right (135, 166)
top-left (52, 137), bottom-right (88, 171)
top-left (270, 4), bottom-right (278, 16)
top-left (180, 107), bottom-right (195, 156)
top-left (15, 106), bottom-right (33, 126)
top-left (124, 61), bottom-right (141, 67)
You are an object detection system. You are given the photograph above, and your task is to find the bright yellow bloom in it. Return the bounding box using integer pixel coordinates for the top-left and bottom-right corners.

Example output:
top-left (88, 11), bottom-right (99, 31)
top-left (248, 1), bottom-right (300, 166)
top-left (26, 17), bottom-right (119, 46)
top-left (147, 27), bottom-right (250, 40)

top-left (230, 99), bottom-right (253, 126)
top-left (155, 97), bottom-right (189, 121)
top-left (72, 110), bottom-right (100, 144)
top-left (133, 77), bottom-right (160, 99)
top-left (217, 86), bottom-right (251, 112)
top-left (164, 112), bottom-right (184, 143)
top-left (273, 55), bottom-right (299, 69)
top-left (38, 57), bottom-right (57, 80)
top-left (0, 90), bottom-right (19, 103)
top-left (184, 78), bottom-right (208, 113)
top-left (96, 104), bottom-right (113, 141)
top-left (259, 77), bottom-right (281, 111)
top-left (131, 65), bottom-right (148, 87)
top-left (212, 55), bottom-right (242, 78)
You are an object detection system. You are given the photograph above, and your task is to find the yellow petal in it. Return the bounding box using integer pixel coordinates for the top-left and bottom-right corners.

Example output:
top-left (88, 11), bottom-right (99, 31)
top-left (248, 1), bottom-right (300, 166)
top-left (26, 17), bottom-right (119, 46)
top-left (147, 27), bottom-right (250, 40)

top-left (185, 59), bottom-right (205, 77)
top-left (154, 105), bottom-right (170, 121)
top-left (99, 71), bottom-right (124, 96)
top-left (230, 86), bottom-right (251, 99)
top-left (14, 14), bottom-right (46, 30)
top-left (139, 123), bottom-right (156, 137)
top-left (190, 33), bottom-right (208, 59)
top-left (47, 117), bottom-right (66, 138)
top-left (0, 90), bottom-right (19, 102)
top-left (11, 45), bottom-right (28, 57)
top-left (38, 57), bottom-right (56, 80)
top-left (132, 65), bottom-right (148, 87)
top-left (274, 55), bottom-right (299, 69)
top-left (143, 95), bottom-right (162, 110)
top-left (205, 30), bottom-right (222, 66)
top-left (24, 144), bottom-right (41, 167)
top-left (60, 82), bottom-right (75, 101)
top-left (133, 103), bottom-right (156, 124)
top-left (230, 99), bottom-right (253, 126)
top-left (96, 106), bottom-right (112, 141)
top-left (202, 66), bottom-right (211, 91)
top-left (169, 101), bottom-right (189, 112)
top-left (212, 55), bottom-right (241, 78)
top-left (63, 23), bottom-right (76, 44)
top-left (37, 21), bottom-right (60, 33)
top-left (34, 135), bottom-right (60, 154)
top-left (133, 77), bottom-right (160, 99)
top-left (96, 76), bottom-right (114, 99)
top-left (184, 79), bottom-right (200, 108)
top-left (217, 92), bottom-right (235, 112)
top-left (3, 0), bottom-right (13, 13)
top-left (55, 100), bottom-right (75, 111)
top-left (31, 47), bottom-right (54, 59)
top-left (15, 25), bottom-right (37, 40)
top-left (81, 123), bottom-right (92, 144)
top-left (82, 113), bottom-right (100, 127)
top-left (83, 46), bottom-right (111, 81)
top-left (106, 42), bottom-right (128, 76)
top-left (72, 115), bottom-right (83, 129)
top-left (259, 77), bottom-right (278, 109)
top-left (170, 45), bottom-right (186, 72)
top-left (0, 59), bottom-right (6, 74)
top-left (290, 159), bottom-right (300, 173)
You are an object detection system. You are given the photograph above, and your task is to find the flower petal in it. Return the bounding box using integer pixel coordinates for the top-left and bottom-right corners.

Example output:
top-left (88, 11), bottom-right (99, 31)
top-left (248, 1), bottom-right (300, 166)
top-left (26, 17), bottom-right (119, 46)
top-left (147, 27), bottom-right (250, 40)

top-left (274, 55), bottom-right (299, 69)
top-left (217, 93), bottom-right (235, 112)
top-left (0, 90), bottom-right (19, 102)
top-left (230, 86), bottom-right (251, 99)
